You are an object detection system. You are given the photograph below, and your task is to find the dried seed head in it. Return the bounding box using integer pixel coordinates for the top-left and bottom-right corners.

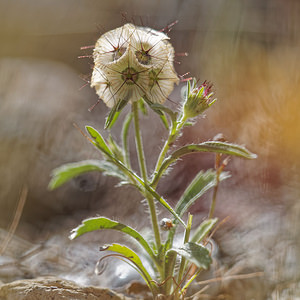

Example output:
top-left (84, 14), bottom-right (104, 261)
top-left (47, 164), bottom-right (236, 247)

top-left (90, 23), bottom-right (179, 108)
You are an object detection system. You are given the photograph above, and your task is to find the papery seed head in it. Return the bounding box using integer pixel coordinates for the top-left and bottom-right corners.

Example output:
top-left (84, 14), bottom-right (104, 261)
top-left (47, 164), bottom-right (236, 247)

top-left (91, 23), bottom-right (179, 108)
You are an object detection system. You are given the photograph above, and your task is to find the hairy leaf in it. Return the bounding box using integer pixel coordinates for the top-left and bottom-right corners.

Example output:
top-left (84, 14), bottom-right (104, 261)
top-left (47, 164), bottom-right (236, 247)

top-left (70, 217), bottom-right (155, 261)
top-left (152, 142), bottom-right (256, 186)
top-left (85, 126), bottom-right (112, 155)
top-left (143, 96), bottom-right (177, 129)
top-left (105, 98), bottom-right (128, 129)
top-left (176, 170), bottom-right (230, 217)
top-left (173, 142), bottom-right (257, 159)
top-left (48, 160), bottom-right (105, 190)
top-left (100, 243), bottom-right (153, 286)
top-left (167, 242), bottom-right (212, 270)
top-left (190, 218), bottom-right (218, 243)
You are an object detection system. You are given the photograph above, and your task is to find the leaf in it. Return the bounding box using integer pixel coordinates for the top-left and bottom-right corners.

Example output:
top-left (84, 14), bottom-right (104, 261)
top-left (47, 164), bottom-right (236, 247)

top-left (138, 98), bottom-right (148, 115)
top-left (167, 242), bottom-right (212, 270)
top-left (174, 142), bottom-right (257, 159)
top-left (107, 135), bottom-right (124, 163)
top-left (176, 170), bottom-right (230, 217)
top-left (190, 218), bottom-right (218, 243)
top-left (48, 160), bottom-right (106, 190)
top-left (152, 141), bottom-right (256, 186)
top-left (159, 114), bottom-right (169, 130)
top-left (49, 160), bottom-right (128, 190)
top-left (69, 217), bottom-right (155, 261)
top-left (105, 98), bottom-right (128, 129)
top-left (97, 160), bottom-right (128, 181)
top-left (100, 243), bottom-right (153, 285)
top-left (85, 126), bottom-right (112, 156)
top-left (84, 153), bottom-right (186, 227)
top-left (142, 96), bottom-right (177, 129)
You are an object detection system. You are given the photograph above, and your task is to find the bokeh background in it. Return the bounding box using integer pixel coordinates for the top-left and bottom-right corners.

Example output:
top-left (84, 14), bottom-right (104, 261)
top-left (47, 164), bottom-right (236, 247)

top-left (0, 1), bottom-right (299, 299)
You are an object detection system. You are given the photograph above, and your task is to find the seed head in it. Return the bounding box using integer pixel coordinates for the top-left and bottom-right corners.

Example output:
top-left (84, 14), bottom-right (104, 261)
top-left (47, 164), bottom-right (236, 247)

top-left (90, 24), bottom-right (179, 108)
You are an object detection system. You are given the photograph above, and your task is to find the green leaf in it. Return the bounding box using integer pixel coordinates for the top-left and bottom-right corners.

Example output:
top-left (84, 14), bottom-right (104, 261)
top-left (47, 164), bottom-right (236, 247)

top-left (100, 243), bottom-right (153, 286)
top-left (105, 99), bottom-right (128, 129)
top-left (107, 135), bottom-right (124, 163)
top-left (167, 242), bottom-right (212, 270)
top-left (97, 160), bottom-right (128, 181)
top-left (48, 160), bottom-right (106, 190)
top-left (190, 218), bottom-right (218, 243)
top-left (80, 151), bottom-right (185, 227)
top-left (152, 141), bottom-right (256, 186)
top-left (49, 160), bottom-right (128, 190)
top-left (175, 142), bottom-right (257, 159)
top-left (138, 98), bottom-right (148, 115)
top-left (142, 96), bottom-right (177, 129)
top-left (176, 170), bottom-right (230, 217)
top-left (69, 217), bottom-right (155, 261)
top-left (85, 126), bottom-right (112, 156)
top-left (159, 114), bottom-right (169, 130)
top-left (143, 96), bottom-right (163, 116)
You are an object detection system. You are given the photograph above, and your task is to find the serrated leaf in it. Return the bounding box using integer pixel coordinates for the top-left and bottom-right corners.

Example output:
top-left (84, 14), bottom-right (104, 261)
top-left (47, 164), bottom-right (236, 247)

top-left (69, 217), bottom-right (155, 261)
top-left (85, 126), bottom-right (112, 156)
top-left (176, 169), bottom-right (230, 217)
top-left (190, 218), bottom-right (218, 243)
top-left (100, 243), bottom-right (153, 285)
top-left (167, 242), bottom-right (212, 270)
top-left (48, 160), bottom-right (106, 190)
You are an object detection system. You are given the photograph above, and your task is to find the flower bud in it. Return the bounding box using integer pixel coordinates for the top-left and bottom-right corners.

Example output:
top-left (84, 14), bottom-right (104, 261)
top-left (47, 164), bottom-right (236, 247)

top-left (182, 79), bottom-right (217, 119)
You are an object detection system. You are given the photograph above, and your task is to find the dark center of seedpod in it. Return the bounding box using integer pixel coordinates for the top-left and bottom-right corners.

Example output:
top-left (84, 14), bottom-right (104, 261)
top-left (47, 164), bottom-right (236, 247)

top-left (135, 43), bottom-right (152, 65)
top-left (121, 67), bottom-right (139, 85)
top-left (113, 47), bottom-right (126, 61)
top-left (135, 50), bottom-right (152, 65)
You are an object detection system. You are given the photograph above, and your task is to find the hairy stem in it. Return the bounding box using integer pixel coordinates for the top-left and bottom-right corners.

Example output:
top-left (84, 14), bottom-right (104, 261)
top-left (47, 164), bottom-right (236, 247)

top-left (132, 101), bottom-right (161, 250)
top-left (208, 153), bottom-right (223, 219)
top-left (176, 214), bottom-right (193, 286)
top-left (152, 115), bottom-right (187, 188)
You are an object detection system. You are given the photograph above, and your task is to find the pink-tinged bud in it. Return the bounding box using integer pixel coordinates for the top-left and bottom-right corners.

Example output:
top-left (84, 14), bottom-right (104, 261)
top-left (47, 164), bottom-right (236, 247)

top-left (182, 78), bottom-right (217, 119)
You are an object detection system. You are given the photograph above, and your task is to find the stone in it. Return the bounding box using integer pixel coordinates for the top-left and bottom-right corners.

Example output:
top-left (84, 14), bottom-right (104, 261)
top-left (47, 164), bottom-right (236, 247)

top-left (0, 277), bottom-right (132, 300)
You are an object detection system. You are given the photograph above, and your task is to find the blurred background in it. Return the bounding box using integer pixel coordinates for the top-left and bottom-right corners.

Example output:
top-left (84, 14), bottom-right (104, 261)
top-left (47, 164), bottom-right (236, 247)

top-left (0, 0), bottom-right (299, 299)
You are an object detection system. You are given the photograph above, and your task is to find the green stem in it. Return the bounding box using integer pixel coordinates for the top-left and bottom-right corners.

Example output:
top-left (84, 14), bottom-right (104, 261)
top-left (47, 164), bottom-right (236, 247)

top-left (122, 112), bottom-right (133, 168)
top-left (181, 268), bottom-right (202, 294)
top-left (208, 180), bottom-right (219, 219)
top-left (132, 101), bottom-right (161, 250)
top-left (177, 214), bottom-right (193, 285)
top-left (151, 115), bottom-right (187, 188)
top-left (208, 154), bottom-right (222, 219)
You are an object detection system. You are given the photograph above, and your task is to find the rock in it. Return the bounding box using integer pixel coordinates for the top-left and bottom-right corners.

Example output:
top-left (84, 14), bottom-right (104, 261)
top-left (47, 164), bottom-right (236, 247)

top-left (0, 277), bottom-right (132, 300)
